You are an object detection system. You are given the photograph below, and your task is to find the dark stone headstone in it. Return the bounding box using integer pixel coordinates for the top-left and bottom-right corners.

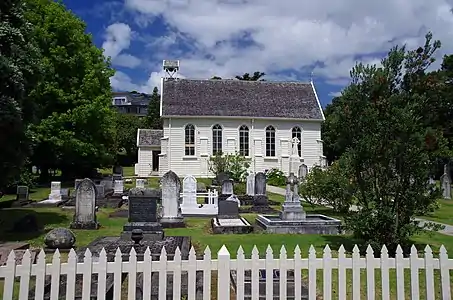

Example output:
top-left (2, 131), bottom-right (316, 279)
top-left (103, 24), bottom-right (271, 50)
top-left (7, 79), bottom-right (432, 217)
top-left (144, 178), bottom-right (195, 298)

top-left (15, 186), bottom-right (29, 205)
top-left (122, 188), bottom-right (163, 240)
top-left (254, 172), bottom-right (268, 206)
top-left (218, 198), bottom-right (239, 219)
top-left (113, 165), bottom-right (123, 176)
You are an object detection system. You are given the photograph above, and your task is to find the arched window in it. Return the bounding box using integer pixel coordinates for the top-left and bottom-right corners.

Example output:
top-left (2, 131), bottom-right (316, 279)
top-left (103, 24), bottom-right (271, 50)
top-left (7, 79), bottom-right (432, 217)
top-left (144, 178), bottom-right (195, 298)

top-left (291, 126), bottom-right (302, 156)
top-left (185, 124), bottom-right (195, 156)
top-left (212, 124), bottom-right (223, 155)
top-left (265, 125), bottom-right (276, 157)
top-left (239, 125), bottom-right (249, 156)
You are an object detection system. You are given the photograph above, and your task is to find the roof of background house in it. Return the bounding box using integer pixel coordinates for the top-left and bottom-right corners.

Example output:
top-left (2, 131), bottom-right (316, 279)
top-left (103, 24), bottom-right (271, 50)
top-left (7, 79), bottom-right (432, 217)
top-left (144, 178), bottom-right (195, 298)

top-left (161, 79), bottom-right (324, 120)
top-left (137, 129), bottom-right (163, 147)
top-left (113, 92), bottom-right (150, 106)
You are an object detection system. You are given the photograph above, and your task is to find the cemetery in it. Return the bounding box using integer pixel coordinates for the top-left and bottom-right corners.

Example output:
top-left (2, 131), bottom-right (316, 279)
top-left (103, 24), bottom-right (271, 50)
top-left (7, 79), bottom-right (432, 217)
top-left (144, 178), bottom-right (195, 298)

top-left (1, 164), bottom-right (453, 299)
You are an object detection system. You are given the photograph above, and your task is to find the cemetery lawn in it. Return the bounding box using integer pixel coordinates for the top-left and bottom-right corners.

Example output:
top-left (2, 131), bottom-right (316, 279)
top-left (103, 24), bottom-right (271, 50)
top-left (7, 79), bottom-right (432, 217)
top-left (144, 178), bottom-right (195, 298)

top-left (419, 199), bottom-right (453, 226)
top-left (1, 207), bottom-right (453, 299)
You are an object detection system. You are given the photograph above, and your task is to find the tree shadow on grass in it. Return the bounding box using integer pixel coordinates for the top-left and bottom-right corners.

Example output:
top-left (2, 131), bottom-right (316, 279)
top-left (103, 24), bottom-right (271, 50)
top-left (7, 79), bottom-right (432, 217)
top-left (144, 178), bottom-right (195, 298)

top-left (321, 235), bottom-right (428, 258)
top-left (0, 208), bottom-right (69, 242)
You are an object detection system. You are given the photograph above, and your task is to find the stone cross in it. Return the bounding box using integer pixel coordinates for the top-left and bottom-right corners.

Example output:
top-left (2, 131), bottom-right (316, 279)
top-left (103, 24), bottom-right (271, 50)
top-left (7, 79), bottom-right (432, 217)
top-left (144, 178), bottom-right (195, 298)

top-left (70, 178), bottom-right (98, 229)
top-left (48, 181), bottom-right (62, 201)
top-left (161, 171), bottom-right (182, 218)
top-left (246, 172), bottom-right (255, 196)
top-left (285, 173), bottom-right (300, 202)
top-left (289, 137), bottom-right (300, 174)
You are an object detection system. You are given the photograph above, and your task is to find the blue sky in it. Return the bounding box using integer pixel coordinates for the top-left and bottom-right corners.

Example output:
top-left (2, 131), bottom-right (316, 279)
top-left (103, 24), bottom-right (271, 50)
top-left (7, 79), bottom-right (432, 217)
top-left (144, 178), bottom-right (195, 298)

top-left (63, 0), bottom-right (453, 107)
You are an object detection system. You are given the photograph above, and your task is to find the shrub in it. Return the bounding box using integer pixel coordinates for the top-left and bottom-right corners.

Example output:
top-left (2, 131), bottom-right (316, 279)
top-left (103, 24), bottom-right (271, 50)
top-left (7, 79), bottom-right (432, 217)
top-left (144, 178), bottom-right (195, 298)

top-left (299, 160), bottom-right (355, 213)
top-left (266, 168), bottom-right (286, 186)
top-left (208, 152), bottom-right (250, 182)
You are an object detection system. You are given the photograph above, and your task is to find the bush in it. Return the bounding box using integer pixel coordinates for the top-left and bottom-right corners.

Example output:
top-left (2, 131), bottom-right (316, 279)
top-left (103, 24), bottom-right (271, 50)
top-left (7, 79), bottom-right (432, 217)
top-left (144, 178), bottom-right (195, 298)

top-left (299, 160), bottom-right (355, 213)
top-left (208, 152), bottom-right (250, 182)
top-left (266, 168), bottom-right (286, 186)
top-left (234, 182), bottom-right (246, 195)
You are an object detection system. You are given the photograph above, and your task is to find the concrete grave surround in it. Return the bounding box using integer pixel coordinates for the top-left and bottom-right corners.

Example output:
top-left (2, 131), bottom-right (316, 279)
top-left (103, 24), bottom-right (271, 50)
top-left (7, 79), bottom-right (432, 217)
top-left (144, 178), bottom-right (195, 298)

top-left (246, 173), bottom-right (255, 196)
top-left (256, 173), bottom-right (341, 234)
top-left (160, 170), bottom-right (185, 227)
top-left (70, 178), bottom-right (99, 230)
top-left (212, 194), bottom-right (252, 234)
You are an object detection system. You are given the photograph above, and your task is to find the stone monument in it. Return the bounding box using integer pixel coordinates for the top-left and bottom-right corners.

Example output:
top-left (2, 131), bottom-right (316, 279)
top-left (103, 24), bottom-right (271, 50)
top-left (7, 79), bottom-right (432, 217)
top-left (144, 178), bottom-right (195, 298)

top-left (441, 164), bottom-right (451, 200)
top-left (219, 179), bottom-right (234, 201)
top-left (298, 164), bottom-right (308, 181)
top-left (160, 171), bottom-right (185, 228)
top-left (289, 137), bottom-right (300, 175)
top-left (246, 172), bottom-right (255, 196)
top-left (48, 181), bottom-right (62, 201)
top-left (256, 173), bottom-right (341, 234)
top-left (253, 172), bottom-right (268, 206)
top-left (122, 188), bottom-right (163, 240)
top-left (113, 180), bottom-right (124, 195)
top-left (70, 178), bottom-right (99, 229)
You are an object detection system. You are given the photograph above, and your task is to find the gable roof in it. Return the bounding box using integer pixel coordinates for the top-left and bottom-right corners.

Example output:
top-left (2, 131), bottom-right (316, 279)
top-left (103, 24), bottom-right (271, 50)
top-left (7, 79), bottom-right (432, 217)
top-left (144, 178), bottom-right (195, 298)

top-left (161, 79), bottom-right (324, 120)
top-left (137, 129), bottom-right (163, 147)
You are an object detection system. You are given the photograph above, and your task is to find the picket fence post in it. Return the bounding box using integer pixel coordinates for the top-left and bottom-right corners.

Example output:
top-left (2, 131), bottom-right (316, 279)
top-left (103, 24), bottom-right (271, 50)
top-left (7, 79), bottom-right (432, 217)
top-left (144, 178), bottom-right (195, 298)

top-left (217, 245), bottom-right (230, 300)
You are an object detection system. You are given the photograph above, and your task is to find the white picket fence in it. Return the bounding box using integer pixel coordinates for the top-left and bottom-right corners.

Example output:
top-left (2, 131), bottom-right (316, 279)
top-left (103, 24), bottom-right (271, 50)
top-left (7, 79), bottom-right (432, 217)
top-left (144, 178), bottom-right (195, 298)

top-left (1, 244), bottom-right (452, 300)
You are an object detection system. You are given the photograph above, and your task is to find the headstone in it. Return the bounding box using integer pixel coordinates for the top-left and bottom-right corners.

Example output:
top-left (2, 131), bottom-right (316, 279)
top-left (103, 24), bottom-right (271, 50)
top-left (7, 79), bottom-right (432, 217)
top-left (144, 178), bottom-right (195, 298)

top-left (246, 173), bottom-right (255, 196)
top-left (441, 165), bottom-right (451, 200)
top-left (254, 172), bottom-right (268, 206)
top-left (100, 179), bottom-right (113, 191)
top-left (60, 188), bottom-right (70, 200)
top-left (181, 175), bottom-right (198, 207)
top-left (75, 179), bottom-right (83, 190)
top-left (136, 179), bottom-right (146, 188)
top-left (298, 164), bottom-right (308, 180)
top-left (113, 166), bottom-right (123, 176)
top-left (70, 178), bottom-right (99, 229)
top-left (16, 186), bottom-right (29, 202)
top-left (160, 171), bottom-right (184, 227)
top-left (122, 188), bottom-right (163, 240)
top-left (95, 185), bottom-right (105, 199)
top-left (113, 180), bottom-right (124, 194)
top-left (217, 196), bottom-right (239, 219)
top-left (289, 137), bottom-right (300, 174)
top-left (48, 181), bottom-right (62, 201)
top-left (221, 179), bottom-right (234, 195)
top-left (31, 166), bottom-right (38, 174)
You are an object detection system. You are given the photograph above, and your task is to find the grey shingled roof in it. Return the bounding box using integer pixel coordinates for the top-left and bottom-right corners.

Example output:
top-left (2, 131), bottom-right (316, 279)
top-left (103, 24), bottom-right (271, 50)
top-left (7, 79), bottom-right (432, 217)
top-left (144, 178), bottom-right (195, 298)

top-left (113, 92), bottom-right (150, 106)
top-left (137, 129), bottom-right (163, 146)
top-left (161, 79), bottom-right (323, 119)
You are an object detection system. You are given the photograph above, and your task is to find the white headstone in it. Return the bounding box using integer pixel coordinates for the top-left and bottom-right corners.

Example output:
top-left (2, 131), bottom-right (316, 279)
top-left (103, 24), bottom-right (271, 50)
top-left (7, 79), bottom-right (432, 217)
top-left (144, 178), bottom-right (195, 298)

top-left (182, 175), bottom-right (197, 207)
top-left (114, 180), bottom-right (124, 194)
top-left (161, 171), bottom-right (182, 217)
top-left (71, 178), bottom-right (98, 228)
top-left (289, 137), bottom-right (300, 174)
top-left (136, 179), bottom-right (146, 188)
top-left (246, 173), bottom-right (255, 196)
top-left (48, 181), bottom-right (61, 201)
top-left (298, 164), bottom-right (308, 180)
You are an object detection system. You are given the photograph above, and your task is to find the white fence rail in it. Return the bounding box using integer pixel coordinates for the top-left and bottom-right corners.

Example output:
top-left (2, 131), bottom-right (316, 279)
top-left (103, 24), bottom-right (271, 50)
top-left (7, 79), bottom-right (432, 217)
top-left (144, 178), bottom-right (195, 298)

top-left (180, 189), bottom-right (218, 205)
top-left (1, 244), bottom-right (452, 300)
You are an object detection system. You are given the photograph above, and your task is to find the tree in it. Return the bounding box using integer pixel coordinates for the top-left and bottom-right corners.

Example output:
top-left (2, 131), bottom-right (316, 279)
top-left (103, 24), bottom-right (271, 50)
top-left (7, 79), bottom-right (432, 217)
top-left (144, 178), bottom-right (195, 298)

top-left (145, 87), bottom-right (162, 129)
top-left (0, 0), bottom-right (41, 190)
top-left (211, 76), bottom-right (222, 80)
top-left (25, 0), bottom-right (116, 180)
top-left (114, 112), bottom-right (144, 166)
top-left (333, 33), bottom-right (445, 251)
top-left (235, 71), bottom-right (265, 81)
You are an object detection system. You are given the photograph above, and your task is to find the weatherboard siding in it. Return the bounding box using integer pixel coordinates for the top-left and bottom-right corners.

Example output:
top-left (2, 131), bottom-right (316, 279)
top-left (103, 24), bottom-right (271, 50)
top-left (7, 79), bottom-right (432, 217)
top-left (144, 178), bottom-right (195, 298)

top-left (160, 117), bottom-right (323, 177)
top-left (137, 147), bottom-right (153, 177)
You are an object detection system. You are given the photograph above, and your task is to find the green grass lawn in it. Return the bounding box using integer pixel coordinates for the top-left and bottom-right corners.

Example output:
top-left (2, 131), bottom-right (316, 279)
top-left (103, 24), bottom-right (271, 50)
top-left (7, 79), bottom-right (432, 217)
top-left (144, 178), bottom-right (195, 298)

top-left (421, 199), bottom-right (453, 226)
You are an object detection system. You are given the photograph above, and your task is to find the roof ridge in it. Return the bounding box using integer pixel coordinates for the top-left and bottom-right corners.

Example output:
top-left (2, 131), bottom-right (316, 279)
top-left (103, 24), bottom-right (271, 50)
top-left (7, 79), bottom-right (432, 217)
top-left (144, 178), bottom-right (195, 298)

top-left (171, 78), bottom-right (311, 85)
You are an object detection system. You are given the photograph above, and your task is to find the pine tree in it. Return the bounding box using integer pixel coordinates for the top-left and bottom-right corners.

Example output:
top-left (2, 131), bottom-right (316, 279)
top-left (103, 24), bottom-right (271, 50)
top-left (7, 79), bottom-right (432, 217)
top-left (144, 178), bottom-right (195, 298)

top-left (145, 87), bottom-right (162, 129)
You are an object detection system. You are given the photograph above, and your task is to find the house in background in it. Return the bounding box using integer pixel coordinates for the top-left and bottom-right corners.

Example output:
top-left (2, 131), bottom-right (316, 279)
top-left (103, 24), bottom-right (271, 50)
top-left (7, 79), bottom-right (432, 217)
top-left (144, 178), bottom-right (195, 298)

top-left (135, 77), bottom-right (326, 177)
top-left (112, 92), bottom-right (149, 116)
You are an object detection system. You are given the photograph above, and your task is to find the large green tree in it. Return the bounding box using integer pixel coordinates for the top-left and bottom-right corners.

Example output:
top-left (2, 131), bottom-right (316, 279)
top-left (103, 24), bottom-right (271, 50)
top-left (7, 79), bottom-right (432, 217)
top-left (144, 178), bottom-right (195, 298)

top-left (25, 0), bottom-right (116, 180)
top-left (0, 0), bottom-right (41, 190)
top-left (334, 33), bottom-right (445, 250)
top-left (145, 87), bottom-right (162, 129)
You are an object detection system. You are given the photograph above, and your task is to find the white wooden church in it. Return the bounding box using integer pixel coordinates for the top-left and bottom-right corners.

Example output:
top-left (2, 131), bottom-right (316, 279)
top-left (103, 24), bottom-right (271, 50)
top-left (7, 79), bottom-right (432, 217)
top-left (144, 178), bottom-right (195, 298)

top-left (134, 64), bottom-right (326, 177)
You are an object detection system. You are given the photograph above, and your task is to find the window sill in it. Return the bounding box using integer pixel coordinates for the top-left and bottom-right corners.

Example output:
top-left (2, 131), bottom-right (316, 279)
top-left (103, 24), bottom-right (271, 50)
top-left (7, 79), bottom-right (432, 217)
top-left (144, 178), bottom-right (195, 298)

top-left (182, 156), bottom-right (198, 160)
top-left (264, 157), bottom-right (279, 161)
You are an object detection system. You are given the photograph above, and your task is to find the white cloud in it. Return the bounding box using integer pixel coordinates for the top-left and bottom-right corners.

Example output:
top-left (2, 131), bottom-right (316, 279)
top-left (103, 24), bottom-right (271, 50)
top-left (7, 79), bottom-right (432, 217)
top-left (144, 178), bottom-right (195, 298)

top-left (102, 23), bottom-right (141, 68)
top-left (115, 0), bottom-right (453, 93)
top-left (110, 70), bottom-right (186, 92)
top-left (328, 91), bottom-right (342, 97)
